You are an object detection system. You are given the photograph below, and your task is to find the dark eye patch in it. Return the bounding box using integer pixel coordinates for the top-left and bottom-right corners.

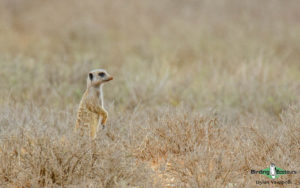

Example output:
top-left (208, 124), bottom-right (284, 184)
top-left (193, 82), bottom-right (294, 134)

top-left (89, 73), bottom-right (93, 80)
top-left (99, 72), bottom-right (105, 77)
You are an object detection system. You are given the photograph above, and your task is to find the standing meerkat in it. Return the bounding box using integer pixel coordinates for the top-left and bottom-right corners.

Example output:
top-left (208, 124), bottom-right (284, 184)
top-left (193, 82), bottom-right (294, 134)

top-left (75, 69), bottom-right (113, 139)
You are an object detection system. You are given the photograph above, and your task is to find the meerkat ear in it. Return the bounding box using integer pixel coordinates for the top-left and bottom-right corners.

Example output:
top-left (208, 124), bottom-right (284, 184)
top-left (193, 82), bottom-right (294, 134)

top-left (89, 73), bottom-right (93, 80)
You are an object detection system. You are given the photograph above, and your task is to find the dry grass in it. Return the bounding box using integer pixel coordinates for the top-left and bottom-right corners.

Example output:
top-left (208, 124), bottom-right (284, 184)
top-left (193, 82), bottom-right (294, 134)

top-left (0, 0), bottom-right (300, 187)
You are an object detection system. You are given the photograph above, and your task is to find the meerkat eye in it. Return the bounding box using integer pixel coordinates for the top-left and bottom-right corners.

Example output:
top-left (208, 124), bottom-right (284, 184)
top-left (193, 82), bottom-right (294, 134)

top-left (99, 72), bottom-right (105, 77)
top-left (89, 73), bottom-right (93, 80)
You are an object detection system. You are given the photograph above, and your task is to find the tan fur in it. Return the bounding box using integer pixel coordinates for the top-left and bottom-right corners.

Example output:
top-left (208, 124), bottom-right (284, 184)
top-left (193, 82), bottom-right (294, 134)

top-left (75, 69), bottom-right (113, 139)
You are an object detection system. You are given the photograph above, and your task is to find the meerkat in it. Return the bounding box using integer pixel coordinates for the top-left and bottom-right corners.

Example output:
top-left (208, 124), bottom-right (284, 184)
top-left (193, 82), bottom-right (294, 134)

top-left (75, 69), bottom-right (113, 139)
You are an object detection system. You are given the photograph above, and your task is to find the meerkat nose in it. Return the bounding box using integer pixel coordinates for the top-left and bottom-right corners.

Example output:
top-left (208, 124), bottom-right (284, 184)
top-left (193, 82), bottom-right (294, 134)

top-left (107, 76), bottom-right (113, 81)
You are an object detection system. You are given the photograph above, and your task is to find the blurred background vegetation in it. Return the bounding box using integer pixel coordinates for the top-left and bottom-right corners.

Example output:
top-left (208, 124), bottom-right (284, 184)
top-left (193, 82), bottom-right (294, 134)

top-left (0, 0), bottom-right (299, 116)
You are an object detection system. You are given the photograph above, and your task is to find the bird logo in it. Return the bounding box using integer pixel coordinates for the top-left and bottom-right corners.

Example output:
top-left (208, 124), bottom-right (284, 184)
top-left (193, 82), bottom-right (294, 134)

top-left (269, 163), bottom-right (276, 179)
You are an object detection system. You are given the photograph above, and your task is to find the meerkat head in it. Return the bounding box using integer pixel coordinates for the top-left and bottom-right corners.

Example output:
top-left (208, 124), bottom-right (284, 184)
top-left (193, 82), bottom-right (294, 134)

top-left (87, 69), bottom-right (113, 88)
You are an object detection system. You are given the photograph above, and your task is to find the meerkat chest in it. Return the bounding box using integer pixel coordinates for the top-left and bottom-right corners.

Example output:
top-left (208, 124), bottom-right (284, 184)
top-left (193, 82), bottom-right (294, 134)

top-left (87, 87), bottom-right (104, 108)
